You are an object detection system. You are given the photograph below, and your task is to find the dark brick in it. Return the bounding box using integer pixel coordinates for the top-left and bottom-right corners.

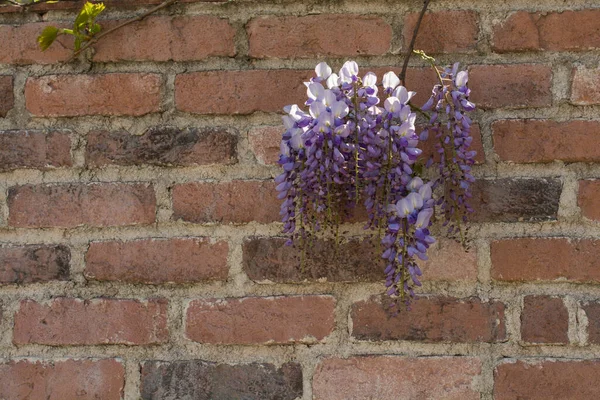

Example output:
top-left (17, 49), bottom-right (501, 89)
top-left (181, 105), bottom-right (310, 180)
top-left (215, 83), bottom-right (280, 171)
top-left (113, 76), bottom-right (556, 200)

top-left (0, 130), bottom-right (72, 171)
top-left (521, 296), bottom-right (569, 344)
top-left (0, 245), bottom-right (70, 284)
top-left (243, 237), bottom-right (381, 283)
top-left (471, 178), bottom-right (561, 223)
top-left (351, 296), bottom-right (506, 343)
top-left (0, 76), bottom-right (13, 117)
top-left (140, 360), bottom-right (302, 400)
top-left (86, 127), bottom-right (236, 167)
top-left (581, 301), bottom-right (600, 344)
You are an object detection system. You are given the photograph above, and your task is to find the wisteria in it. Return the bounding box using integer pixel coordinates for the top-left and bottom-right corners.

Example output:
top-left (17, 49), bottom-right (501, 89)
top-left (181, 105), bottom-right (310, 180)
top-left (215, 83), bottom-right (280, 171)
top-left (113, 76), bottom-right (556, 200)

top-left (276, 60), bottom-right (477, 309)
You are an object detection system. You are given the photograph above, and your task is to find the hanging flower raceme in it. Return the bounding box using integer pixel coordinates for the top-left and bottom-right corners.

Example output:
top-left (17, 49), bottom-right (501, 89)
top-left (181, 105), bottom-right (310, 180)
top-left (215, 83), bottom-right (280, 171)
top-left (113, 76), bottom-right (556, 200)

top-left (275, 60), bottom-right (476, 309)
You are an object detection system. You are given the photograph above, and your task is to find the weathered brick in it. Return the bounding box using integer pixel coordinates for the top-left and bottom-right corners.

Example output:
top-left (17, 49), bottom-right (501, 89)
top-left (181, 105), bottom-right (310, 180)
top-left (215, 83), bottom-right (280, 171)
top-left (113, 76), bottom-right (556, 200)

top-left (175, 70), bottom-right (311, 114)
top-left (492, 10), bottom-right (600, 52)
top-left (493, 120), bottom-right (600, 163)
top-left (93, 16), bottom-right (235, 62)
top-left (86, 127), bottom-right (236, 167)
top-left (172, 181), bottom-right (278, 224)
top-left (85, 238), bottom-right (228, 284)
top-left (581, 301), bottom-right (600, 344)
top-left (351, 296), bottom-right (505, 343)
top-left (248, 15), bottom-right (391, 58)
top-left (469, 64), bottom-right (552, 109)
top-left (0, 76), bottom-right (13, 117)
top-left (0, 359), bottom-right (124, 400)
top-left (248, 125), bottom-right (282, 165)
top-left (571, 66), bottom-right (600, 105)
top-left (521, 295), bottom-right (568, 344)
top-left (141, 360), bottom-right (302, 400)
top-left (0, 130), bottom-right (72, 171)
top-left (0, 244), bottom-right (70, 284)
top-left (470, 178), bottom-right (561, 223)
top-left (403, 11), bottom-right (479, 53)
top-left (186, 296), bottom-right (335, 344)
top-left (491, 238), bottom-right (600, 282)
top-left (313, 356), bottom-right (481, 400)
top-left (25, 74), bottom-right (162, 117)
top-left (494, 360), bottom-right (600, 399)
top-left (579, 180), bottom-right (600, 221)
top-left (243, 237), bottom-right (476, 283)
top-left (0, 23), bottom-right (72, 64)
top-left (8, 183), bottom-right (155, 228)
top-left (0, 0), bottom-right (226, 13)
top-left (14, 297), bottom-right (168, 345)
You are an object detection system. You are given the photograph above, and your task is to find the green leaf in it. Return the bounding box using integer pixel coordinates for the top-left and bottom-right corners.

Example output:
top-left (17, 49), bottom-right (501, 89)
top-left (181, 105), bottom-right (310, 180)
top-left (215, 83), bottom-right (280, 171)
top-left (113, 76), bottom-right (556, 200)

top-left (37, 25), bottom-right (59, 51)
top-left (89, 22), bottom-right (102, 35)
top-left (74, 2), bottom-right (105, 33)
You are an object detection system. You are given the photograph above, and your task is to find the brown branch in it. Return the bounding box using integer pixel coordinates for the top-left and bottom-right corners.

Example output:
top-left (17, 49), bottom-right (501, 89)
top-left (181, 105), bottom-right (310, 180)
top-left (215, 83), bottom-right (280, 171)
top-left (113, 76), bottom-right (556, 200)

top-left (398, 0), bottom-right (431, 86)
top-left (65, 0), bottom-right (177, 62)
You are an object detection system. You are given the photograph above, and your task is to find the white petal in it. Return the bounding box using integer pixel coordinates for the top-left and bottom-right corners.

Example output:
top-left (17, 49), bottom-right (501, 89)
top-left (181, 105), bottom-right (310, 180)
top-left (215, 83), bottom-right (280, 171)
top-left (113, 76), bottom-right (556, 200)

top-left (309, 101), bottom-right (326, 118)
top-left (307, 82), bottom-right (325, 100)
top-left (326, 73), bottom-right (340, 89)
top-left (331, 101), bottom-right (349, 118)
top-left (315, 62), bottom-right (332, 79)
top-left (342, 60), bottom-right (358, 76)
top-left (392, 86), bottom-right (409, 103)
top-left (282, 115), bottom-right (295, 130)
top-left (280, 140), bottom-right (290, 157)
top-left (290, 130), bottom-right (304, 150)
top-left (455, 70), bottom-right (468, 88)
top-left (363, 71), bottom-right (377, 87)
top-left (323, 90), bottom-right (337, 107)
top-left (407, 192), bottom-right (423, 210)
top-left (416, 208), bottom-right (433, 228)
top-left (384, 97), bottom-right (401, 113)
top-left (382, 71), bottom-right (400, 90)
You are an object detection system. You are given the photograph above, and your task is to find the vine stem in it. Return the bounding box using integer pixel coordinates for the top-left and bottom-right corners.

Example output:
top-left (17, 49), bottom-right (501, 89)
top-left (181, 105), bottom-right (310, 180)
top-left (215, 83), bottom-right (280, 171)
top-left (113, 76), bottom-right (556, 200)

top-left (398, 0), bottom-right (431, 86)
top-left (65, 0), bottom-right (178, 62)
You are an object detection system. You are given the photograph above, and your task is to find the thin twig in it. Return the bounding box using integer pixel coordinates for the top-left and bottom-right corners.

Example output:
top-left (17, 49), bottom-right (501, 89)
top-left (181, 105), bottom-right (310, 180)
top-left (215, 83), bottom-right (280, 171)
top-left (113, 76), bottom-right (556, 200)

top-left (398, 0), bottom-right (431, 86)
top-left (65, 0), bottom-right (177, 62)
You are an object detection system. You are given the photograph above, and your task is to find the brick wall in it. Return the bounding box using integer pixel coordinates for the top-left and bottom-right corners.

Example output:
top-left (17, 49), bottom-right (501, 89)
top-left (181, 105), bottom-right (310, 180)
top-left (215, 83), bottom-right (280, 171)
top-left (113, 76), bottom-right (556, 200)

top-left (0, 0), bottom-right (599, 399)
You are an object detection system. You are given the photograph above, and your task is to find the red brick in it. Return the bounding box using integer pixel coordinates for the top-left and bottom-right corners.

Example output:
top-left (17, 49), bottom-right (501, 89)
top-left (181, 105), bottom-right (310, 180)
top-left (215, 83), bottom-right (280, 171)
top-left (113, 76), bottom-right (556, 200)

top-left (0, 359), bottom-right (124, 400)
top-left (8, 183), bottom-right (156, 228)
top-left (0, 76), bottom-right (13, 117)
top-left (469, 64), bottom-right (552, 109)
top-left (403, 11), bottom-right (479, 53)
top-left (521, 295), bottom-right (568, 344)
top-left (579, 180), bottom-right (600, 221)
top-left (248, 15), bottom-right (391, 58)
top-left (492, 10), bottom-right (600, 53)
top-left (571, 66), bottom-right (600, 105)
top-left (243, 237), bottom-right (476, 283)
top-left (0, 244), bottom-right (70, 284)
top-left (14, 297), bottom-right (168, 345)
top-left (86, 127), bottom-right (237, 167)
top-left (0, 130), bottom-right (72, 171)
top-left (85, 238), bottom-right (228, 284)
top-left (175, 70), bottom-right (312, 114)
top-left (494, 360), bottom-right (600, 399)
top-left (471, 178), bottom-right (561, 223)
top-left (313, 356), bottom-right (481, 400)
top-left (0, 0), bottom-right (225, 13)
top-left (172, 180), bottom-right (278, 224)
top-left (581, 301), bottom-right (600, 344)
top-left (493, 120), bottom-right (600, 163)
top-left (25, 74), bottom-right (162, 117)
top-left (351, 296), bottom-right (506, 343)
top-left (186, 295), bottom-right (335, 344)
top-left (0, 23), bottom-right (72, 64)
top-left (491, 238), bottom-right (600, 282)
top-left (93, 16), bottom-right (235, 62)
top-left (248, 125), bottom-right (283, 165)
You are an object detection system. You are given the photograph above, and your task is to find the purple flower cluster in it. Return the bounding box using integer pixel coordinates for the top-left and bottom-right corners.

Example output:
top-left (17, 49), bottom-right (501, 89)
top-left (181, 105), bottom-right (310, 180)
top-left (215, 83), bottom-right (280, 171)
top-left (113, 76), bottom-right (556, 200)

top-left (422, 63), bottom-right (477, 245)
top-left (276, 61), bottom-right (476, 307)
